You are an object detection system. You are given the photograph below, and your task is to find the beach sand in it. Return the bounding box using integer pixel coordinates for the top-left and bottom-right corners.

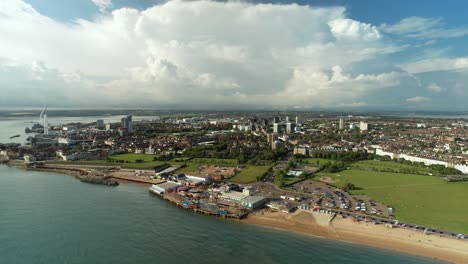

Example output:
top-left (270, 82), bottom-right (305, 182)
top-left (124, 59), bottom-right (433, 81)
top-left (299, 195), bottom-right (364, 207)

top-left (243, 210), bottom-right (468, 264)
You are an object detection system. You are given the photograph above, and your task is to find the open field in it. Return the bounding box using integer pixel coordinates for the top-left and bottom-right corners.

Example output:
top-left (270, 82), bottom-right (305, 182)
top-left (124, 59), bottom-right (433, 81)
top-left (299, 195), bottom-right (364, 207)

top-left (319, 169), bottom-right (468, 233)
top-left (230, 166), bottom-right (270, 184)
top-left (175, 163), bottom-right (200, 173)
top-left (351, 160), bottom-right (430, 174)
top-left (319, 169), bottom-right (441, 189)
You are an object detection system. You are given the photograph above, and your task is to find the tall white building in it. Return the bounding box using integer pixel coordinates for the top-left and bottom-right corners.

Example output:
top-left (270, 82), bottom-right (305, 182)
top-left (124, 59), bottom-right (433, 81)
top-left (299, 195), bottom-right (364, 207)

top-left (39, 105), bottom-right (49, 135)
top-left (360, 121), bottom-right (369, 131)
top-left (339, 118), bottom-right (344, 130)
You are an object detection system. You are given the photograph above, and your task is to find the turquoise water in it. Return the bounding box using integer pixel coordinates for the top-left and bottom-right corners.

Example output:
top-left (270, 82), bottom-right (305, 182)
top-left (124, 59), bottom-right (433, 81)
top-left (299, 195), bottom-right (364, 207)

top-left (0, 165), bottom-right (445, 264)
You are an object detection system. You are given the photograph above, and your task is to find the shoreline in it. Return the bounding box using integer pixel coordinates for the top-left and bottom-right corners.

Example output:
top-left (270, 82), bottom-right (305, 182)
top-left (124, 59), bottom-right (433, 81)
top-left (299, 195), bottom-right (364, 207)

top-left (241, 210), bottom-right (468, 264)
top-left (3, 162), bottom-right (468, 263)
top-left (5, 161), bottom-right (158, 186)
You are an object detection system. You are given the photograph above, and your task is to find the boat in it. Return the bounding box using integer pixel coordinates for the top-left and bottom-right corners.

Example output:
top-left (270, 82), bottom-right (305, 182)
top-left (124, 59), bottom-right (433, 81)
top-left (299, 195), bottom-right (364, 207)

top-left (9, 135), bottom-right (20, 139)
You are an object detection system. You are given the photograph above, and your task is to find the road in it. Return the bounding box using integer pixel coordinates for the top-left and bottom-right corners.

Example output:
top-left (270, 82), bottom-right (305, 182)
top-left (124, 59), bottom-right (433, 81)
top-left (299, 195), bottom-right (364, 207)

top-left (264, 151), bottom-right (293, 183)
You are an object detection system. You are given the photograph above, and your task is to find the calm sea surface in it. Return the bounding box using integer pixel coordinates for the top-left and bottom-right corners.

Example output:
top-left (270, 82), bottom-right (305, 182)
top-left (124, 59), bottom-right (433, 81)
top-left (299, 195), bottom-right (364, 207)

top-left (0, 166), bottom-right (446, 264)
top-left (0, 116), bottom-right (448, 264)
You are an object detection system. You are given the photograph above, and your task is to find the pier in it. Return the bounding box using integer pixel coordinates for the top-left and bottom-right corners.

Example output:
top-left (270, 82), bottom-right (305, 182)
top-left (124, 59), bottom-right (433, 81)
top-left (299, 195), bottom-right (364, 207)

top-left (149, 189), bottom-right (250, 219)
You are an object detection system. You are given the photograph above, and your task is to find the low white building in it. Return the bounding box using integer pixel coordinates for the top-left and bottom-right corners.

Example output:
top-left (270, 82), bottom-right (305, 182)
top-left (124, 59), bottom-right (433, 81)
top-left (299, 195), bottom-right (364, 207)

top-left (455, 164), bottom-right (468, 174)
top-left (287, 170), bottom-right (304, 177)
top-left (185, 174), bottom-right (210, 182)
top-left (221, 191), bottom-right (248, 202)
top-left (240, 196), bottom-right (267, 209)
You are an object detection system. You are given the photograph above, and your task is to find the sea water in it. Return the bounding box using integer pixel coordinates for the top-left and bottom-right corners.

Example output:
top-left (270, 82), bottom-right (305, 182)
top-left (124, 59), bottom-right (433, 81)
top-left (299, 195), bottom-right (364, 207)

top-left (0, 165), bottom-right (445, 264)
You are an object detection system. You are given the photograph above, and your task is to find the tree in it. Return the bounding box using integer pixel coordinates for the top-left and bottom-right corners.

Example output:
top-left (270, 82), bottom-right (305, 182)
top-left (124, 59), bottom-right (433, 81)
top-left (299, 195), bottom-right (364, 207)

top-left (343, 183), bottom-right (357, 192)
top-left (274, 170), bottom-right (285, 187)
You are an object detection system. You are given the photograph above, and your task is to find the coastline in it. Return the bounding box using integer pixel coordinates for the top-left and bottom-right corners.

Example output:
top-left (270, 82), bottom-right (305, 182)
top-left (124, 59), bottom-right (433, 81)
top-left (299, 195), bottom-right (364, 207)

top-left (5, 161), bottom-right (157, 186)
top-left (4, 162), bottom-right (468, 263)
top-left (242, 210), bottom-right (468, 264)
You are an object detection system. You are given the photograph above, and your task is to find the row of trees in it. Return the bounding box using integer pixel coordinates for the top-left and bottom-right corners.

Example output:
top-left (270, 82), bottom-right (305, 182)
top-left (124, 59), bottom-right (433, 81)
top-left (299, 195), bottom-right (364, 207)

top-left (183, 143), bottom-right (289, 165)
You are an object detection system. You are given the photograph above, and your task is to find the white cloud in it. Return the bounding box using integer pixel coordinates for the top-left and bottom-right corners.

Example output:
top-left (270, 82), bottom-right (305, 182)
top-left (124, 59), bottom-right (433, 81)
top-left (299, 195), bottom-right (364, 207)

top-left (406, 96), bottom-right (432, 103)
top-left (381, 16), bottom-right (468, 39)
top-left (329, 18), bottom-right (381, 41)
top-left (92, 0), bottom-right (112, 13)
top-left (276, 66), bottom-right (402, 107)
top-left (401, 57), bottom-right (468, 74)
top-left (427, 83), bottom-right (442, 93)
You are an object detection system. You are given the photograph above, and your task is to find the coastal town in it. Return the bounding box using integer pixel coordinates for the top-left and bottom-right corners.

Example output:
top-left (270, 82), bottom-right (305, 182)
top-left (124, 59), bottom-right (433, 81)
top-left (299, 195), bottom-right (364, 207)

top-left (1, 109), bottom-right (468, 262)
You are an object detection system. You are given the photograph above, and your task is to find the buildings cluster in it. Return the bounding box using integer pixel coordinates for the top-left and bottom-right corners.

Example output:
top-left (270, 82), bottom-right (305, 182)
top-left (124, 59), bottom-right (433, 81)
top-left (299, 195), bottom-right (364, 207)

top-left (148, 174), bottom-right (268, 218)
top-left (1, 111), bottom-right (467, 175)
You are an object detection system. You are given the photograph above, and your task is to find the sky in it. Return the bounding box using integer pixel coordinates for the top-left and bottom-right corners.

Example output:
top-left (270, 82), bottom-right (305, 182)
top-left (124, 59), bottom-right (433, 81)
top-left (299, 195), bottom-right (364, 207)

top-left (0, 0), bottom-right (468, 111)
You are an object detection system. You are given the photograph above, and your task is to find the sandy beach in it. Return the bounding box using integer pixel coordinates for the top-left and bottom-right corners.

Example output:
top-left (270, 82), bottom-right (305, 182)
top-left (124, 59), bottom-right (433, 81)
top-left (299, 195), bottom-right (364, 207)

top-left (243, 210), bottom-right (468, 264)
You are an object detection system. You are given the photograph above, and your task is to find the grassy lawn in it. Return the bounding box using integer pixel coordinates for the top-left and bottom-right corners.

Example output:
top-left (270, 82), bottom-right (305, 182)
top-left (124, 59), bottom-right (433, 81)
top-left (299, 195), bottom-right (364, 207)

top-left (230, 166), bottom-right (270, 184)
top-left (175, 163), bottom-right (200, 173)
top-left (351, 160), bottom-right (430, 174)
top-left (319, 169), bottom-right (468, 233)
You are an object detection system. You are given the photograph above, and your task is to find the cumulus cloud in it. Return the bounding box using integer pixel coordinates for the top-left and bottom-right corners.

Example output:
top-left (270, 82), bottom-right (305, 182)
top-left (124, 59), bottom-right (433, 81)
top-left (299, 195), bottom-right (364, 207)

top-left (0, 0), bottom-right (465, 109)
top-left (406, 96), bottom-right (432, 103)
top-left (329, 18), bottom-right (381, 41)
top-left (276, 65), bottom-right (402, 107)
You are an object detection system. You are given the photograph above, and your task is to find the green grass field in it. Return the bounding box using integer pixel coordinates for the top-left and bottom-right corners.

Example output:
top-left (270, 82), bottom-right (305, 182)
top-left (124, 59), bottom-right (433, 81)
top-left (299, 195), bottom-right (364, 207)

top-left (175, 163), bottom-right (200, 173)
top-left (319, 169), bottom-right (468, 233)
top-left (351, 160), bottom-right (430, 174)
top-left (230, 166), bottom-right (270, 184)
